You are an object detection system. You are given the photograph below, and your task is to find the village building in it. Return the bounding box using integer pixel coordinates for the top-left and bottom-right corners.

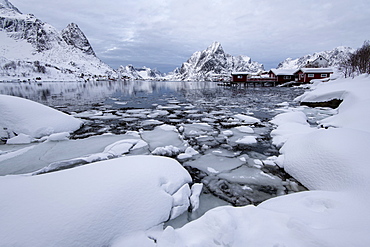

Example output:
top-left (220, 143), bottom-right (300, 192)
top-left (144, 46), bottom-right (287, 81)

top-left (268, 69), bottom-right (296, 84)
top-left (304, 55), bottom-right (329, 68)
top-left (294, 68), bottom-right (334, 83)
top-left (231, 72), bottom-right (250, 82)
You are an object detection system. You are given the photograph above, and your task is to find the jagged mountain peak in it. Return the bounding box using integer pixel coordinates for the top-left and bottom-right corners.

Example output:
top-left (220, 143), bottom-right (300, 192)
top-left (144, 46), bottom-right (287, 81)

top-left (61, 23), bottom-right (96, 56)
top-left (0, 0), bottom-right (21, 14)
top-left (172, 42), bottom-right (264, 81)
top-left (206, 41), bottom-right (224, 55)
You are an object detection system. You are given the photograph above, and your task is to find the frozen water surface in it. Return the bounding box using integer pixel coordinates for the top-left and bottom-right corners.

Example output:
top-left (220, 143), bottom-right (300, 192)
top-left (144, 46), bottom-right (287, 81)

top-left (0, 80), bottom-right (306, 227)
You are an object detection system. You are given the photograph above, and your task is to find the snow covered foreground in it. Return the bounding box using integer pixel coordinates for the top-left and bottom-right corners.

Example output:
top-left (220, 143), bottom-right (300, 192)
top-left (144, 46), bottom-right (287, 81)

top-left (147, 75), bottom-right (370, 246)
top-left (0, 155), bottom-right (200, 247)
top-left (1, 75), bottom-right (370, 246)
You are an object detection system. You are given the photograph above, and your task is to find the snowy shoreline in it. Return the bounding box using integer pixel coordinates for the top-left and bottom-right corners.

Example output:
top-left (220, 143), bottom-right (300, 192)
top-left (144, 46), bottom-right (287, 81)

top-left (1, 75), bottom-right (370, 246)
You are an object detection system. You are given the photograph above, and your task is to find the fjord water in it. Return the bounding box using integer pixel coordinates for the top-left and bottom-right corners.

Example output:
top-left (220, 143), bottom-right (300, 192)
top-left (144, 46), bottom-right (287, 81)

top-left (0, 80), bottom-right (306, 226)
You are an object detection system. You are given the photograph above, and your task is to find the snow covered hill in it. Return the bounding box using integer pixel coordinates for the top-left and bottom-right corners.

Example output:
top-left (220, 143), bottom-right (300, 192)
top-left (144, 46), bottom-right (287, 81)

top-left (170, 42), bottom-right (264, 81)
top-left (0, 0), bottom-right (115, 81)
top-left (277, 46), bottom-right (355, 70)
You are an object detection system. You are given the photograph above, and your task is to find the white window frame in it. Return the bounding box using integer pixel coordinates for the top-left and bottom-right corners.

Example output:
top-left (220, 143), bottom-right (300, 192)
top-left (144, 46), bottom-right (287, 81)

top-left (308, 74), bottom-right (315, 78)
top-left (321, 74), bottom-right (328, 77)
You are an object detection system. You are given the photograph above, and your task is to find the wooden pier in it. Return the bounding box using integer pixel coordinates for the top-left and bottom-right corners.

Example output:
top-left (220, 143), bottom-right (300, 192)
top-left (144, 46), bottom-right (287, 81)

top-left (218, 78), bottom-right (278, 87)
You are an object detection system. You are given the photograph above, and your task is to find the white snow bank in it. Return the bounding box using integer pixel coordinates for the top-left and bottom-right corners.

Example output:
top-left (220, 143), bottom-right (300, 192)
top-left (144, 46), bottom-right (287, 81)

top-left (280, 125), bottom-right (370, 192)
top-left (270, 111), bottom-right (315, 148)
top-left (155, 190), bottom-right (370, 247)
top-left (0, 155), bottom-right (194, 247)
top-left (0, 95), bottom-right (83, 139)
top-left (296, 74), bottom-right (370, 133)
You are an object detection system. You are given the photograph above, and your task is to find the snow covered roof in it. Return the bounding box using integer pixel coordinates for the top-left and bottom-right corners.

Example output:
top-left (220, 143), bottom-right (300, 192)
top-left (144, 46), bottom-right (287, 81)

top-left (269, 69), bottom-right (295, 76)
top-left (231, 72), bottom-right (250, 75)
top-left (294, 68), bottom-right (334, 74)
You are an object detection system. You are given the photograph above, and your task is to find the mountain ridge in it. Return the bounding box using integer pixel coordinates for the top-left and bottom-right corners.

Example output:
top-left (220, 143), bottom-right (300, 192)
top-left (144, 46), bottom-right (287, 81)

top-left (170, 42), bottom-right (264, 81)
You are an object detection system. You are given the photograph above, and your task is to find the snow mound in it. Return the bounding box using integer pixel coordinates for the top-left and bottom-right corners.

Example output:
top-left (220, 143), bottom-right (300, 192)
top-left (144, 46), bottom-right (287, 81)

top-left (0, 95), bottom-right (83, 139)
top-left (0, 155), bottom-right (194, 247)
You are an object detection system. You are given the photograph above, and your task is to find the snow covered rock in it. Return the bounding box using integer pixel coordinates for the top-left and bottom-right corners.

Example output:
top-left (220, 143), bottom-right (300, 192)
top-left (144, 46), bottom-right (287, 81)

top-left (0, 95), bottom-right (83, 139)
top-left (0, 155), bottom-right (194, 247)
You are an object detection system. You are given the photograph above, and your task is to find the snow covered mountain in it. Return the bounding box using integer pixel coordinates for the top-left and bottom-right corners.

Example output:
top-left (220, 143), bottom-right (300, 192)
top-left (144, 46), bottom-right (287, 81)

top-left (0, 0), bottom-right (115, 81)
top-left (171, 42), bottom-right (264, 81)
top-left (277, 46), bottom-right (355, 70)
top-left (116, 65), bottom-right (163, 80)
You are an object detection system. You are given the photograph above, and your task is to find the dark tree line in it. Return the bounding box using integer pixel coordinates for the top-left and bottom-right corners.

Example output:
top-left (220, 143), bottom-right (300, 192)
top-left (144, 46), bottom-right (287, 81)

top-left (341, 41), bottom-right (370, 77)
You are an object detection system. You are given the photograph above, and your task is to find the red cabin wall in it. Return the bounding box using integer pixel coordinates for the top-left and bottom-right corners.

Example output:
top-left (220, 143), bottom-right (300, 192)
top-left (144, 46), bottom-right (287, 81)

top-left (232, 75), bottom-right (247, 82)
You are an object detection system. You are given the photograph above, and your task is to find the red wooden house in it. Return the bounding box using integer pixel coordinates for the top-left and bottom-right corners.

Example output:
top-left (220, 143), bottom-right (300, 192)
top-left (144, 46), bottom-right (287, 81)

top-left (231, 72), bottom-right (250, 82)
top-left (268, 69), bottom-right (295, 84)
top-left (294, 68), bottom-right (333, 83)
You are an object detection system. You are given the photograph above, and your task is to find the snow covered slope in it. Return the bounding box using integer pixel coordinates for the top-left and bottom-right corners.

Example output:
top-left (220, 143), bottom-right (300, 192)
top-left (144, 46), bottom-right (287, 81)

top-left (277, 46), bottom-right (355, 70)
top-left (171, 42), bottom-right (264, 81)
top-left (0, 0), bottom-right (115, 81)
top-left (117, 65), bottom-right (163, 80)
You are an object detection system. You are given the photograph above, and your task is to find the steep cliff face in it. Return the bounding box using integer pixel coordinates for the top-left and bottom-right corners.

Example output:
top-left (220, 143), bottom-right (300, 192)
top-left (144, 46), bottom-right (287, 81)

top-left (171, 42), bottom-right (264, 81)
top-left (61, 23), bottom-right (95, 56)
top-left (277, 46), bottom-right (355, 70)
top-left (0, 0), bottom-right (114, 80)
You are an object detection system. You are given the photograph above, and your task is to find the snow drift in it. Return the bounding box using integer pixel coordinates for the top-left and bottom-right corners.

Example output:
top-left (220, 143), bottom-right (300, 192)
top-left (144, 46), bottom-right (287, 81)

top-left (0, 155), bottom-right (194, 247)
top-left (0, 94), bottom-right (83, 139)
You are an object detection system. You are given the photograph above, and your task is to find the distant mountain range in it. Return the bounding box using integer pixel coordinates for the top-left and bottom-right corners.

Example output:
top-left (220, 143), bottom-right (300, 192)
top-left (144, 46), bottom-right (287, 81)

top-left (276, 46), bottom-right (355, 70)
top-left (0, 0), bottom-right (357, 81)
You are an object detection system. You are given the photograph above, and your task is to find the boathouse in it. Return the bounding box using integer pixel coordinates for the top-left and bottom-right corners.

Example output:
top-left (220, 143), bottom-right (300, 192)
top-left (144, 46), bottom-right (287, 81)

top-left (268, 69), bottom-right (296, 84)
top-left (294, 68), bottom-right (333, 83)
top-left (231, 72), bottom-right (250, 82)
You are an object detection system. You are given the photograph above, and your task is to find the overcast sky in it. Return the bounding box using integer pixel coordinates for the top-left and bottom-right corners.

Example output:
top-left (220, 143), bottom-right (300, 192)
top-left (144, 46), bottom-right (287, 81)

top-left (10, 0), bottom-right (370, 72)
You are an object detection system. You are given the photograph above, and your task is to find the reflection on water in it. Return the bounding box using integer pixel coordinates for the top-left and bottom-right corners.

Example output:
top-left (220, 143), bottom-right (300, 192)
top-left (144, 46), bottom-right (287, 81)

top-left (0, 80), bottom-right (303, 118)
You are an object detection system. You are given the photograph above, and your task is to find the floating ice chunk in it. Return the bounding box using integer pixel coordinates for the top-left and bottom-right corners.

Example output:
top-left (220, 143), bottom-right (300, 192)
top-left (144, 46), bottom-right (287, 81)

top-left (183, 123), bottom-right (213, 138)
top-left (235, 136), bottom-right (257, 145)
top-left (103, 139), bottom-right (140, 156)
top-left (89, 113), bottom-right (121, 120)
top-left (46, 132), bottom-right (70, 142)
top-left (141, 119), bottom-right (164, 127)
top-left (222, 130), bottom-right (234, 137)
top-left (190, 183), bottom-right (203, 212)
top-left (217, 166), bottom-right (282, 187)
top-left (177, 147), bottom-right (199, 161)
top-left (6, 133), bottom-right (33, 144)
top-left (235, 126), bottom-right (254, 134)
top-left (233, 114), bottom-right (261, 124)
top-left (141, 125), bottom-right (185, 151)
top-left (152, 145), bottom-right (181, 157)
top-left (157, 105), bottom-right (181, 110)
top-left (170, 184), bottom-right (191, 220)
top-left (185, 153), bottom-right (244, 175)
